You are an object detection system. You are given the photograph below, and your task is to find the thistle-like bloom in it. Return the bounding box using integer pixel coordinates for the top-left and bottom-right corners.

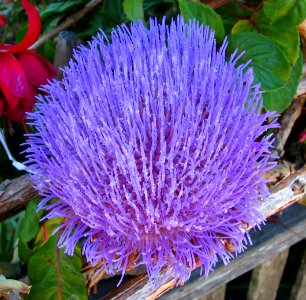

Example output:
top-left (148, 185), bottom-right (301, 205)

top-left (26, 18), bottom-right (278, 286)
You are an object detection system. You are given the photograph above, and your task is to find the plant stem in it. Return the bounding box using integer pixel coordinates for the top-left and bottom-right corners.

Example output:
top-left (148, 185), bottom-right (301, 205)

top-left (30, 0), bottom-right (103, 50)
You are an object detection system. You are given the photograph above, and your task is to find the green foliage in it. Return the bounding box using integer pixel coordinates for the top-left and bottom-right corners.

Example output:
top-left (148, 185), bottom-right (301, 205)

top-left (26, 234), bottom-right (86, 300)
top-left (263, 0), bottom-right (295, 22)
top-left (266, 0), bottom-right (306, 30)
top-left (18, 200), bottom-right (43, 264)
top-left (226, 0), bottom-right (305, 112)
top-left (123, 0), bottom-right (145, 23)
top-left (0, 211), bottom-right (24, 262)
top-left (178, 0), bottom-right (225, 42)
top-left (216, 2), bottom-right (251, 35)
top-left (231, 11), bottom-right (300, 66)
top-left (77, 0), bottom-right (125, 38)
top-left (228, 32), bottom-right (290, 91)
top-left (263, 50), bottom-right (303, 112)
top-left (144, 0), bottom-right (179, 21)
top-left (40, 1), bottom-right (87, 23)
top-left (16, 202), bottom-right (87, 299)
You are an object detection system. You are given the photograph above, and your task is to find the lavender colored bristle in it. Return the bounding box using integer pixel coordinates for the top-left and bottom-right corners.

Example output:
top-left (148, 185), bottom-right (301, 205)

top-left (26, 18), bottom-right (278, 287)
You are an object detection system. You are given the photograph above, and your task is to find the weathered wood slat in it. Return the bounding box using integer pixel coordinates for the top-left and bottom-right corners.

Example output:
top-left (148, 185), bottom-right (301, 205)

top-left (246, 249), bottom-right (289, 300)
top-left (53, 31), bottom-right (83, 80)
top-left (102, 166), bottom-right (306, 299)
top-left (259, 165), bottom-right (306, 218)
top-left (104, 202), bottom-right (306, 300)
top-left (273, 96), bottom-right (305, 157)
top-left (159, 204), bottom-right (306, 300)
top-left (296, 63), bottom-right (306, 97)
top-left (198, 285), bottom-right (226, 300)
top-left (290, 249), bottom-right (306, 300)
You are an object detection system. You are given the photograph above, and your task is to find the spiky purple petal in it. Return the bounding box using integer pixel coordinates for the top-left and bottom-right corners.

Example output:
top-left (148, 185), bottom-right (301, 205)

top-left (26, 18), bottom-right (278, 287)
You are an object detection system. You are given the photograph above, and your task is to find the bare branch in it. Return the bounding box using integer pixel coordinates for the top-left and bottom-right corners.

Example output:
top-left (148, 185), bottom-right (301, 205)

top-left (273, 96), bottom-right (305, 157)
top-left (273, 64), bottom-right (306, 157)
top-left (29, 0), bottom-right (103, 50)
top-left (0, 174), bottom-right (39, 221)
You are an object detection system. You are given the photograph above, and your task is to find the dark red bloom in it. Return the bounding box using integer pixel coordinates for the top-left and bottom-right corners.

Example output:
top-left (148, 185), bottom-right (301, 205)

top-left (0, 0), bottom-right (57, 121)
top-left (0, 15), bottom-right (8, 27)
top-left (298, 130), bottom-right (306, 143)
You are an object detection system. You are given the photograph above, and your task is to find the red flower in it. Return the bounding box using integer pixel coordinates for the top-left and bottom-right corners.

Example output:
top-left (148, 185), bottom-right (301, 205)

top-left (298, 130), bottom-right (306, 143)
top-left (0, 0), bottom-right (57, 121)
top-left (0, 15), bottom-right (8, 27)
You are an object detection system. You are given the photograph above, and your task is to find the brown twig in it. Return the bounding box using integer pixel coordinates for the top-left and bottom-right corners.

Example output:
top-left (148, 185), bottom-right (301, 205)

top-left (296, 63), bottom-right (306, 97)
top-left (29, 0), bottom-right (103, 50)
top-left (260, 165), bottom-right (306, 217)
top-left (30, 0), bottom-right (234, 51)
top-left (0, 174), bottom-right (39, 221)
top-left (273, 64), bottom-right (306, 157)
top-left (274, 96), bottom-right (306, 157)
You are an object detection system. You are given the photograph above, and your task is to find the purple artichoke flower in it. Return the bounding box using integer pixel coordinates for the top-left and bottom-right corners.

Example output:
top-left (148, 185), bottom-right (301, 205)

top-left (26, 18), bottom-right (278, 286)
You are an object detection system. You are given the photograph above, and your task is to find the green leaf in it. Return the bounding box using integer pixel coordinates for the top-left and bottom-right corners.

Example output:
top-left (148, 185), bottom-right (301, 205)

top-left (231, 20), bottom-right (257, 34)
top-left (34, 217), bottom-right (63, 251)
top-left (272, 0), bottom-right (306, 30)
top-left (18, 200), bottom-right (43, 264)
top-left (123, 0), bottom-right (145, 23)
top-left (26, 235), bottom-right (86, 300)
top-left (216, 3), bottom-right (251, 35)
top-left (264, 26), bottom-right (299, 67)
top-left (231, 16), bottom-right (300, 66)
top-left (40, 1), bottom-right (86, 21)
top-left (0, 211), bottom-right (24, 262)
top-left (178, 0), bottom-right (225, 42)
top-left (254, 11), bottom-right (300, 66)
top-left (104, 0), bottom-right (124, 23)
top-left (228, 32), bottom-right (291, 92)
top-left (263, 0), bottom-right (295, 22)
top-left (263, 50), bottom-right (303, 112)
top-left (79, 0), bottom-right (125, 39)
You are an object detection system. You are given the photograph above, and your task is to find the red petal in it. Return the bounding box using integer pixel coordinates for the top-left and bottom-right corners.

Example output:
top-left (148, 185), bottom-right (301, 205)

top-left (7, 99), bottom-right (34, 121)
top-left (10, 96), bottom-right (36, 121)
top-left (0, 0), bottom-right (41, 53)
top-left (0, 84), bottom-right (19, 109)
top-left (16, 50), bottom-right (57, 87)
top-left (0, 14), bottom-right (7, 27)
top-left (0, 53), bottom-right (33, 99)
top-left (298, 131), bottom-right (306, 143)
top-left (1, 84), bottom-right (35, 121)
top-left (0, 99), bottom-right (3, 117)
